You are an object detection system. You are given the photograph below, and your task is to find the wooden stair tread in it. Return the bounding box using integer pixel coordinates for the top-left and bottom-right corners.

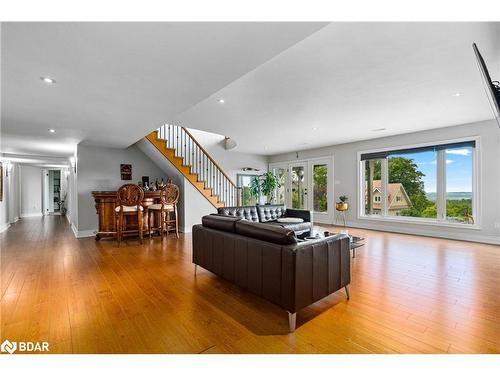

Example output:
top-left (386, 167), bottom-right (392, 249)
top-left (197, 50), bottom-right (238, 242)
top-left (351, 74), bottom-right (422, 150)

top-left (145, 131), bottom-right (224, 209)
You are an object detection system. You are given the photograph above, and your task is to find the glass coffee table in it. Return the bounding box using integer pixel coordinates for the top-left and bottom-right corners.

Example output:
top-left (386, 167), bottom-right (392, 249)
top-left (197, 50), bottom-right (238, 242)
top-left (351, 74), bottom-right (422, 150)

top-left (297, 231), bottom-right (364, 258)
top-left (348, 235), bottom-right (365, 258)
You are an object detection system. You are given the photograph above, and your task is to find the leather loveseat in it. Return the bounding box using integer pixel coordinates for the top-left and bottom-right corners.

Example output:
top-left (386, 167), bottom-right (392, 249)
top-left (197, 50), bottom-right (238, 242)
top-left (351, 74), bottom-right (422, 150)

top-left (217, 204), bottom-right (312, 236)
top-left (192, 214), bottom-right (351, 332)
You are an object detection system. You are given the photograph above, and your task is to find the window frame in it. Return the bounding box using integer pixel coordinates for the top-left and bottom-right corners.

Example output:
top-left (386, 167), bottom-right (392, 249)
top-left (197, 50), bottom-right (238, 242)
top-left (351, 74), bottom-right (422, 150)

top-left (269, 156), bottom-right (335, 224)
top-left (236, 173), bottom-right (260, 206)
top-left (357, 136), bottom-right (481, 229)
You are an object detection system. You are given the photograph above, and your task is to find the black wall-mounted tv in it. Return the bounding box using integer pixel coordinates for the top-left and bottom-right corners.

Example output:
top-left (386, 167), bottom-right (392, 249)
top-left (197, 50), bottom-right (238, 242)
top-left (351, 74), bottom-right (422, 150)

top-left (472, 42), bottom-right (500, 128)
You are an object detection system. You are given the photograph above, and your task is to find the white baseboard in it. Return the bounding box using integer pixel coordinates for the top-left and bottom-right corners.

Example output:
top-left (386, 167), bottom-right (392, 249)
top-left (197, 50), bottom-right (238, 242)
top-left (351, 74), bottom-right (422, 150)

top-left (10, 217), bottom-right (19, 224)
top-left (0, 222), bottom-right (10, 233)
top-left (21, 212), bottom-right (43, 218)
top-left (70, 223), bottom-right (96, 238)
top-left (333, 220), bottom-right (500, 245)
top-left (181, 226), bottom-right (191, 233)
top-left (75, 229), bottom-right (97, 238)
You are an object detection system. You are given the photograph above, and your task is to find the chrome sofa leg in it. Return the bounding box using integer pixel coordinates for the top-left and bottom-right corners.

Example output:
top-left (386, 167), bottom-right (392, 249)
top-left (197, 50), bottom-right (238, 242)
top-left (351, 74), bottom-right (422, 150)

top-left (288, 312), bottom-right (296, 333)
top-left (345, 285), bottom-right (350, 300)
top-left (194, 264), bottom-right (198, 276)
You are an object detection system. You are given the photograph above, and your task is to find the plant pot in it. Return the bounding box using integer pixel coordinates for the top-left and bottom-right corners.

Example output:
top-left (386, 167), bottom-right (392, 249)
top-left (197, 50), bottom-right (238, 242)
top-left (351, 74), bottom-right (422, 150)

top-left (336, 202), bottom-right (349, 211)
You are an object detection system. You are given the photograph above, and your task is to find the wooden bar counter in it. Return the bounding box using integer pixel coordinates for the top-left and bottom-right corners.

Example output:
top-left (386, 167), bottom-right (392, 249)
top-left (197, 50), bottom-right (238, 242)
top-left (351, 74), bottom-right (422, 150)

top-left (92, 190), bottom-right (161, 240)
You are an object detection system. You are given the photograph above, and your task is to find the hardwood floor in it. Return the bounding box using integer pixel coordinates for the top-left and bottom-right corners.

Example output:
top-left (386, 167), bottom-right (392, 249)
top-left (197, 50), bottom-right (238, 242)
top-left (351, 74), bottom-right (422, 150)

top-left (1, 216), bottom-right (499, 354)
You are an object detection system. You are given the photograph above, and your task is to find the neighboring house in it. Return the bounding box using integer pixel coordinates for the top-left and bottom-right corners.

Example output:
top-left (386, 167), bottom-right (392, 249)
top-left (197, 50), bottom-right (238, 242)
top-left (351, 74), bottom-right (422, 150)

top-left (370, 180), bottom-right (412, 214)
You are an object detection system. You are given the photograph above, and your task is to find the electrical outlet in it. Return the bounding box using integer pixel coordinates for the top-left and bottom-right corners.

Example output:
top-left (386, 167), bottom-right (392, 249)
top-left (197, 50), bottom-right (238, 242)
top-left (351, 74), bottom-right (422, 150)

top-left (494, 222), bottom-right (500, 229)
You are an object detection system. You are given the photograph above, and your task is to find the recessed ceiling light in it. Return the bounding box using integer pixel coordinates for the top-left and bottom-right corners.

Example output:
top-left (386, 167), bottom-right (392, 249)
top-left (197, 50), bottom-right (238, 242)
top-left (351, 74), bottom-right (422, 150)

top-left (453, 92), bottom-right (464, 97)
top-left (48, 128), bottom-right (56, 133)
top-left (217, 98), bottom-right (225, 104)
top-left (372, 128), bottom-right (386, 132)
top-left (41, 77), bottom-right (56, 84)
top-left (312, 127), bottom-right (318, 131)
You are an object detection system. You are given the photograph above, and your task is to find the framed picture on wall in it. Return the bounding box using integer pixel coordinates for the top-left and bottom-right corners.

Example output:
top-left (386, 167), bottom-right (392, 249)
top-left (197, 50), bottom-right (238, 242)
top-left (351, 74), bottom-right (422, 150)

top-left (120, 164), bottom-right (132, 180)
top-left (0, 162), bottom-right (3, 202)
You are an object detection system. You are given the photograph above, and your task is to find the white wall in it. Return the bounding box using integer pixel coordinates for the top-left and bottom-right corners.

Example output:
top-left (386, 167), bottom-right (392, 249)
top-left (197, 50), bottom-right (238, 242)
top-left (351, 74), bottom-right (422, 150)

top-left (0, 162), bottom-right (20, 233)
top-left (8, 163), bottom-right (20, 223)
top-left (187, 128), bottom-right (269, 180)
top-left (269, 119), bottom-right (500, 244)
top-left (0, 161), bottom-right (9, 232)
top-left (182, 179), bottom-right (216, 232)
top-left (20, 165), bottom-right (43, 217)
top-left (67, 160), bottom-right (78, 232)
top-left (76, 143), bottom-right (173, 235)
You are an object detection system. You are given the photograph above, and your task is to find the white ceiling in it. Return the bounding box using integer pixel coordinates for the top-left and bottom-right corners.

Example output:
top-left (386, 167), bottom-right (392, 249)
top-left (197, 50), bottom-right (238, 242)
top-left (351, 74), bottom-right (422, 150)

top-left (1, 22), bottom-right (499, 159)
top-left (175, 22), bottom-right (500, 155)
top-left (1, 22), bottom-right (327, 158)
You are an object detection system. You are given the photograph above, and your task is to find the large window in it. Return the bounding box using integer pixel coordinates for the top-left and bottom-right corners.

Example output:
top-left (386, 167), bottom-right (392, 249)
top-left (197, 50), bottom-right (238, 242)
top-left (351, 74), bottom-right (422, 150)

top-left (237, 174), bottom-right (259, 206)
top-left (360, 139), bottom-right (477, 226)
top-left (363, 159), bottom-right (383, 215)
top-left (312, 164), bottom-right (328, 212)
top-left (387, 149), bottom-right (437, 218)
top-left (445, 145), bottom-right (474, 223)
top-left (291, 165), bottom-right (306, 209)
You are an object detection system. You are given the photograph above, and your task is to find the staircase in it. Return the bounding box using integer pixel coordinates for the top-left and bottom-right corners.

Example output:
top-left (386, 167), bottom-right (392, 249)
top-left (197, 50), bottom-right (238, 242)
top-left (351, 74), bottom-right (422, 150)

top-left (145, 124), bottom-right (241, 209)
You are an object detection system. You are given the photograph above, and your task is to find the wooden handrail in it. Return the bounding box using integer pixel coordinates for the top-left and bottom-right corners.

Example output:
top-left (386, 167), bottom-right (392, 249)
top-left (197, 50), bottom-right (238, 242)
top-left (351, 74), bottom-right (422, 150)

top-left (182, 127), bottom-right (237, 189)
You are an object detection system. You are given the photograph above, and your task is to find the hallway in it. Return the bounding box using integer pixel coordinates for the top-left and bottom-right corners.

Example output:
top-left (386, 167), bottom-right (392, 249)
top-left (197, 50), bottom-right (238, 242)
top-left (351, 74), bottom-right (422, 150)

top-left (1, 216), bottom-right (499, 353)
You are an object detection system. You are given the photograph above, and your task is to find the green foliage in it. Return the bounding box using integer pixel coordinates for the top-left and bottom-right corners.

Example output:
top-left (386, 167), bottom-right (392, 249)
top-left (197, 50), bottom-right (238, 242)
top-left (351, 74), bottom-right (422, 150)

top-left (313, 165), bottom-right (327, 212)
top-left (421, 203), bottom-right (437, 218)
top-left (249, 172), bottom-right (281, 204)
top-left (249, 176), bottom-right (261, 202)
top-left (371, 157), bottom-right (472, 223)
top-left (339, 195), bottom-right (348, 203)
top-left (373, 156), bottom-right (430, 216)
top-left (446, 199), bottom-right (472, 222)
top-left (261, 172), bottom-right (281, 204)
top-left (241, 186), bottom-right (256, 206)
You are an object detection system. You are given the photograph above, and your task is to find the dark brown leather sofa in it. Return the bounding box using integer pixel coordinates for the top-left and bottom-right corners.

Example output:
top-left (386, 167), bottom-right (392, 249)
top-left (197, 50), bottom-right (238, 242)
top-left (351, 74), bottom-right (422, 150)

top-left (192, 214), bottom-right (351, 332)
top-left (217, 204), bottom-right (313, 235)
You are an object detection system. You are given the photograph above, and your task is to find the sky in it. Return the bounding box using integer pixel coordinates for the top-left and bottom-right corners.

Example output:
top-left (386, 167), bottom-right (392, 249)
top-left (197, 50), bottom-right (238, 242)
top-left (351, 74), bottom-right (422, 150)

top-left (390, 147), bottom-right (472, 193)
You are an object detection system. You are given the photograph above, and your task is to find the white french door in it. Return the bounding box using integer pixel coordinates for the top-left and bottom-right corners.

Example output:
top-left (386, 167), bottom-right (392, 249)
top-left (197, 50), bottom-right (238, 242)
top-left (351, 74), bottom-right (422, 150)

top-left (289, 162), bottom-right (308, 210)
top-left (270, 157), bottom-right (333, 224)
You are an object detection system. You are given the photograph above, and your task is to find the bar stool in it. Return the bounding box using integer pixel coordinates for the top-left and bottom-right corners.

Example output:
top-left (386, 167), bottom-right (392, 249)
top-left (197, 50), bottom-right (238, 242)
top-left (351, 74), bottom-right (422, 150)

top-left (115, 183), bottom-right (145, 246)
top-left (148, 183), bottom-right (180, 238)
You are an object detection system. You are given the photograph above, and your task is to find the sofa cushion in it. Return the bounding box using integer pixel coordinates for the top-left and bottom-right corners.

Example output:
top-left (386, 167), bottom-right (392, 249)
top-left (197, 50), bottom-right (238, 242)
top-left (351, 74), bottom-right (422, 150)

top-left (257, 204), bottom-right (287, 223)
top-left (277, 217), bottom-right (303, 223)
top-left (264, 221), bottom-right (312, 234)
top-left (147, 203), bottom-right (174, 210)
top-left (217, 206), bottom-right (259, 222)
top-left (202, 214), bottom-right (241, 233)
top-left (234, 220), bottom-right (297, 245)
top-left (115, 205), bottom-right (144, 212)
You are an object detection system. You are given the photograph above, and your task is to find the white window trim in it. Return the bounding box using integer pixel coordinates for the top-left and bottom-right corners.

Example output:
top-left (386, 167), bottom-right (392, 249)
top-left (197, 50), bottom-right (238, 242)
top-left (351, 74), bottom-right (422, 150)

top-left (357, 136), bottom-right (481, 230)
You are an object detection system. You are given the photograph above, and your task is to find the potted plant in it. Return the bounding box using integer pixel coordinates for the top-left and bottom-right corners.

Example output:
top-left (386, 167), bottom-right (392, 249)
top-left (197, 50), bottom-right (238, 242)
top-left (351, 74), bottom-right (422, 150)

top-left (260, 172), bottom-right (281, 204)
top-left (336, 195), bottom-right (349, 211)
top-left (249, 176), bottom-right (261, 204)
top-left (248, 172), bottom-right (281, 205)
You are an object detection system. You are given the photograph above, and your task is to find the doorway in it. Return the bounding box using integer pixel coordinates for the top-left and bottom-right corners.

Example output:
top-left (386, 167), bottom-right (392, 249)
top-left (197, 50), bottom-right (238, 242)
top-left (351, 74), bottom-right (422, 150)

top-left (43, 169), bottom-right (62, 215)
top-left (270, 157), bottom-right (334, 224)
